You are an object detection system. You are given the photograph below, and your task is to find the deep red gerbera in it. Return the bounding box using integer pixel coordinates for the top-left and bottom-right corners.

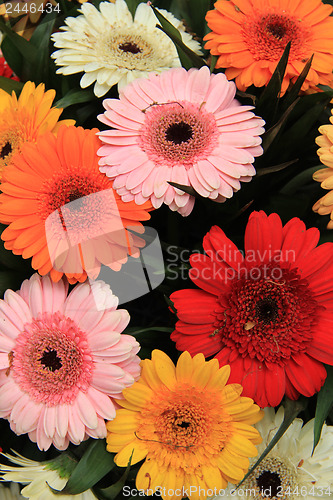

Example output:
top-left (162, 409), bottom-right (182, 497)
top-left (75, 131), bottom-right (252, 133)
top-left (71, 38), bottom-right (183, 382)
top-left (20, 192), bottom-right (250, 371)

top-left (170, 211), bottom-right (333, 408)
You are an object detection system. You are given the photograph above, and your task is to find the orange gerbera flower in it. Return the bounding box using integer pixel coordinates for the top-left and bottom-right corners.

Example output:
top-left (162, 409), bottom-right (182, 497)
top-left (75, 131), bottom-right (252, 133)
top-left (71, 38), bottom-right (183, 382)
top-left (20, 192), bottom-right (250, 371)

top-left (0, 125), bottom-right (153, 284)
top-left (0, 81), bottom-right (74, 178)
top-left (204, 0), bottom-right (333, 94)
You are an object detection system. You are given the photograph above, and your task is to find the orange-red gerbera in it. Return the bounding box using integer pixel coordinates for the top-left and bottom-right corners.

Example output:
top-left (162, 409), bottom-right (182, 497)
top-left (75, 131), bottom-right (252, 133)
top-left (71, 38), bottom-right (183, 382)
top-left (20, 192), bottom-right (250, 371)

top-left (0, 81), bottom-right (74, 178)
top-left (0, 125), bottom-right (153, 284)
top-left (204, 0), bottom-right (333, 94)
top-left (106, 350), bottom-right (263, 500)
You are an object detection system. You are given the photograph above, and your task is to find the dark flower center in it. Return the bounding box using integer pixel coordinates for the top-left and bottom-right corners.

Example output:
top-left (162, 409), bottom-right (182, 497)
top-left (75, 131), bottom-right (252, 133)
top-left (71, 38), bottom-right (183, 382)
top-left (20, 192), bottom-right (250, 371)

top-left (255, 297), bottom-right (279, 324)
top-left (177, 420), bottom-right (190, 429)
top-left (215, 265), bottom-right (318, 364)
top-left (0, 141), bottom-right (12, 159)
top-left (266, 21), bottom-right (287, 40)
top-left (118, 42), bottom-right (142, 54)
top-left (165, 121), bottom-right (193, 144)
top-left (39, 348), bottom-right (62, 372)
top-left (256, 470), bottom-right (281, 497)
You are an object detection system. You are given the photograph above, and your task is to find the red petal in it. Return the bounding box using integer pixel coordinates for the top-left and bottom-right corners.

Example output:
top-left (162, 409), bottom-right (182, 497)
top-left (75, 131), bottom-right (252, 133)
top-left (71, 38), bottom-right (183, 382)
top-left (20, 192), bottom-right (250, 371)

top-left (170, 289), bottom-right (218, 324)
top-left (203, 225), bottom-right (244, 269)
top-left (244, 211), bottom-right (283, 261)
top-left (285, 354), bottom-right (327, 397)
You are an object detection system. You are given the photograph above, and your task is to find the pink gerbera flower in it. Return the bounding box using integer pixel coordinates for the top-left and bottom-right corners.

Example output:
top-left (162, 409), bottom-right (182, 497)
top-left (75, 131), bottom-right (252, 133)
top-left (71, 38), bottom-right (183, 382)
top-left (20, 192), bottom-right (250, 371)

top-left (0, 274), bottom-right (140, 451)
top-left (97, 66), bottom-right (265, 216)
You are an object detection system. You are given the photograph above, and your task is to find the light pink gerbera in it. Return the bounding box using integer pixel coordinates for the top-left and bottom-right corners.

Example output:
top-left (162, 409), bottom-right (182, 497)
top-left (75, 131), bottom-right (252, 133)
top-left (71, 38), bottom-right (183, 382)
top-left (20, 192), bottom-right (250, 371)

top-left (97, 66), bottom-right (265, 216)
top-left (0, 274), bottom-right (140, 451)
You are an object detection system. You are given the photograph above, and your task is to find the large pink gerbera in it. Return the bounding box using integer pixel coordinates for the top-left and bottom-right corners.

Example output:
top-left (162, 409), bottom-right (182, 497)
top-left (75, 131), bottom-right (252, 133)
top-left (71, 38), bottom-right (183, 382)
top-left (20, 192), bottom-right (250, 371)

top-left (0, 274), bottom-right (140, 451)
top-left (97, 66), bottom-right (265, 216)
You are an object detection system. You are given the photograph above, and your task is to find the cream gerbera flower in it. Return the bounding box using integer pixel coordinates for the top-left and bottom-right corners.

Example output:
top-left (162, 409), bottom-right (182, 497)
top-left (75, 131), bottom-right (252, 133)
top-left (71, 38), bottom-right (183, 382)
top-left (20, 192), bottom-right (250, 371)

top-left (0, 483), bottom-right (22, 499)
top-left (51, 0), bottom-right (203, 97)
top-left (0, 452), bottom-right (97, 499)
top-left (213, 407), bottom-right (333, 500)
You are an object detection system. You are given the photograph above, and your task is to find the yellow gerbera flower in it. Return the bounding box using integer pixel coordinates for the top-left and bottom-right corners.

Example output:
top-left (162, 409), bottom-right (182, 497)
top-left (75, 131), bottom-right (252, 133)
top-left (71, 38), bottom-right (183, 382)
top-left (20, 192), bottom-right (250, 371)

top-left (0, 81), bottom-right (74, 178)
top-left (313, 108), bottom-right (333, 228)
top-left (106, 350), bottom-right (263, 500)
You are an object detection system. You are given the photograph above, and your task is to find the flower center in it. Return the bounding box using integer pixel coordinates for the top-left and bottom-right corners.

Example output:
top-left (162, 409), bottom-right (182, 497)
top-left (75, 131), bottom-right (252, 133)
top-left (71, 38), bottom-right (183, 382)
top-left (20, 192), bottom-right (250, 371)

top-left (139, 102), bottom-right (219, 168)
top-left (0, 128), bottom-right (23, 171)
top-left (257, 470), bottom-right (281, 497)
top-left (0, 141), bottom-right (12, 159)
top-left (39, 348), bottom-right (62, 371)
top-left (215, 265), bottom-right (319, 364)
top-left (118, 41), bottom-right (142, 54)
top-left (96, 26), bottom-right (175, 71)
top-left (11, 312), bottom-right (94, 405)
top-left (136, 384), bottom-right (233, 473)
top-left (241, 12), bottom-right (310, 61)
top-left (165, 121), bottom-right (193, 144)
top-left (241, 456), bottom-right (297, 500)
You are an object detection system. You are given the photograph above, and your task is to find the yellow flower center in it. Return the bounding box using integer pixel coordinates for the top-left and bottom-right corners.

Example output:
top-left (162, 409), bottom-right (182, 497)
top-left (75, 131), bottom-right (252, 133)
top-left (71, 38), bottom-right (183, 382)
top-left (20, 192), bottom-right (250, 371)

top-left (136, 384), bottom-right (233, 474)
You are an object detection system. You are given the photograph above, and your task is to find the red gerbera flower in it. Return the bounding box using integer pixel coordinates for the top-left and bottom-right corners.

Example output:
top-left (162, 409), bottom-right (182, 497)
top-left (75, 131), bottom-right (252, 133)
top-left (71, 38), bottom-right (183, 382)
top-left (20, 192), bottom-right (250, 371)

top-left (170, 211), bottom-right (333, 408)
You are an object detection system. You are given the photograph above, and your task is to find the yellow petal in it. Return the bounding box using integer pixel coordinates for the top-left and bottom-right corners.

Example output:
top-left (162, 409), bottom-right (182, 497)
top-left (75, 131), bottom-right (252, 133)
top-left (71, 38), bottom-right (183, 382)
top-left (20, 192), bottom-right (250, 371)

top-left (215, 453), bottom-right (246, 482)
top-left (208, 364), bottom-right (231, 389)
top-left (122, 382), bottom-right (153, 408)
top-left (201, 465), bottom-right (224, 490)
top-left (176, 351), bottom-right (193, 383)
top-left (106, 410), bottom-right (138, 433)
top-left (106, 432), bottom-right (134, 448)
top-left (232, 421), bottom-right (262, 441)
top-left (191, 358), bottom-right (219, 388)
top-left (141, 359), bottom-right (164, 391)
top-left (222, 384), bottom-right (243, 405)
top-left (115, 441), bottom-right (148, 467)
top-left (225, 434), bottom-right (259, 457)
top-left (152, 350), bottom-right (177, 390)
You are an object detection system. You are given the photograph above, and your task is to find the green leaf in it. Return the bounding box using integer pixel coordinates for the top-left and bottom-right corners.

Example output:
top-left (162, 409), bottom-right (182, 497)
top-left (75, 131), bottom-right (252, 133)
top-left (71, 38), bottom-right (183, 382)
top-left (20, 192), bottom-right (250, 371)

top-left (236, 397), bottom-right (307, 491)
top-left (0, 33), bottom-right (23, 79)
top-left (313, 365), bottom-right (333, 453)
top-left (29, 13), bottom-right (56, 85)
top-left (167, 181), bottom-right (198, 197)
top-left (186, 0), bottom-right (211, 39)
top-left (256, 42), bottom-right (291, 123)
top-left (0, 76), bottom-right (23, 94)
top-left (261, 99), bottom-right (299, 151)
top-left (164, 294), bottom-right (177, 314)
top-left (280, 166), bottom-right (321, 195)
top-left (209, 55), bottom-right (218, 73)
top-left (256, 160), bottom-right (297, 177)
top-left (97, 450), bottom-right (134, 500)
top-left (49, 440), bottom-right (116, 495)
top-left (55, 89), bottom-right (95, 109)
top-left (0, 18), bottom-right (37, 66)
top-left (281, 54), bottom-right (314, 112)
top-left (151, 6), bottom-right (206, 70)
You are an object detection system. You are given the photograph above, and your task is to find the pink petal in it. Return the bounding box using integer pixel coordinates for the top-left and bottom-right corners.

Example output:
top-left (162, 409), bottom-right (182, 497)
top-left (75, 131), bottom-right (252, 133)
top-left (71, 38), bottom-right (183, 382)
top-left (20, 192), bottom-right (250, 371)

top-left (87, 386), bottom-right (116, 420)
top-left (76, 391), bottom-right (98, 429)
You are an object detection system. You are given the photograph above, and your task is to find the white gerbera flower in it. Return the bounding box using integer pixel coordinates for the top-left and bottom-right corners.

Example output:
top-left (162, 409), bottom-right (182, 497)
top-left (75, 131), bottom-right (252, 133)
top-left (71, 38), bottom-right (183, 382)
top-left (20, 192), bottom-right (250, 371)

top-left (0, 452), bottom-right (97, 500)
top-left (51, 0), bottom-right (203, 97)
top-left (213, 408), bottom-right (333, 500)
top-left (0, 483), bottom-right (22, 499)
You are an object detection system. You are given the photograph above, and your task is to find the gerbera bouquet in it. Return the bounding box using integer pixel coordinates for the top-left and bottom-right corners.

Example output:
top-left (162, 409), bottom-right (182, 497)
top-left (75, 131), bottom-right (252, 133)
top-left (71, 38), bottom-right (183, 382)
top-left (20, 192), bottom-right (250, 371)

top-left (0, 0), bottom-right (333, 499)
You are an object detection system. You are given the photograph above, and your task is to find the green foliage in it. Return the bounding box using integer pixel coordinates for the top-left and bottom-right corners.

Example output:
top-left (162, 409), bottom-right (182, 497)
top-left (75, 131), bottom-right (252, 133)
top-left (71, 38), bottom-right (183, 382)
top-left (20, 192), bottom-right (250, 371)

top-left (152, 6), bottom-right (206, 70)
top-left (49, 440), bottom-right (116, 495)
top-left (313, 366), bottom-right (333, 453)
